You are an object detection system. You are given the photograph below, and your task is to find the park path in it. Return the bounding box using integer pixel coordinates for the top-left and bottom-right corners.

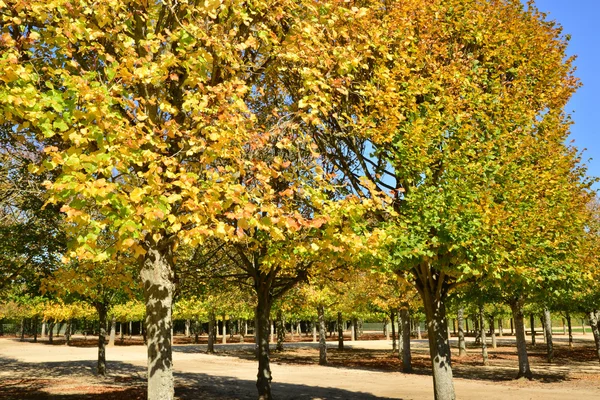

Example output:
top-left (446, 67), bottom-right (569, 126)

top-left (1, 337), bottom-right (599, 399)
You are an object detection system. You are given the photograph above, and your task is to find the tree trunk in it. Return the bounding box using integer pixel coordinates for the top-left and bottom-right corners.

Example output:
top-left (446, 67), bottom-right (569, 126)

top-left (384, 317), bottom-right (389, 340)
top-left (48, 320), bottom-right (54, 344)
top-left (142, 319), bottom-right (147, 345)
top-left (457, 308), bottom-right (467, 357)
top-left (276, 310), bottom-right (285, 352)
top-left (270, 319), bottom-right (274, 343)
top-left (255, 284), bottom-right (273, 400)
top-left (141, 239), bottom-right (176, 400)
top-left (418, 274), bottom-right (455, 400)
top-left (33, 317), bottom-right (38, 343)
top-left (587, 310), bottom-right (600, 363)
top-left (96, 304), bottom-right (108, 376)
top-left (185, 319), bottom-right (191, 338)
top-left (41, 322), bottom-right (46, 338)
top-left (479, 306), bottom-right (488, 366)
top-left (474, 316), bottom-right (481, 345)
top-left (510, 318), bottom-right (514, 335)
top-left (399, 308), bottom-right (412, 373)
top-left (312, 320), bottom-right (317, 343)
top-left (416, 319), bottom-right (422, 340)
top-left (129, 321), bottom-right (133, 339)
top-left (290, 320), bottom-right (295, 340)
top-left (489, 317), bottom-right (497, 349)
top-left (498, 319), bottom-right (503, 337)
top-left (543, 308), bottom-right (554, 363)
top-left (65, 319), bottom-right (72, 345)
top-left (390, 310), bottom-right (397, 352)
top-left (239, 319), bottom-right (245, 343)
top-left (222, 316), bottom-right (227, 344)
top-left (108, 316), bottom-right (116, 346)
top-left (351, 319), bottom-right (357, 341)
top-left (358, 319), bottom-right (363, 338)
top-left (510, 298), bottom-right (532, 379)
top-left (337, 312), bottom-right (344, 351)
top-left (207, 313), bottom-right (215, 353)
top-left (20, 319), bottom-right (25, 341)
top-left (194, 320), bottom-right (199, 344)
top-left (566, 311), bottom-right (573, 349)
top-left (318, 305), bottom-right (327, 365)
top-left (119, 322), bottom-right (124, 342)
top-left (530, 314), bottom-right (536, 346)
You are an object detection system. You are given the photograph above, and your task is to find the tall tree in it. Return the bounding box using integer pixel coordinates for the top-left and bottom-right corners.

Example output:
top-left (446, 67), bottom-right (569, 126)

top-left (0, 1), bottom-right (349, 398)
top-left (279, 1), bottom-right (584, 398)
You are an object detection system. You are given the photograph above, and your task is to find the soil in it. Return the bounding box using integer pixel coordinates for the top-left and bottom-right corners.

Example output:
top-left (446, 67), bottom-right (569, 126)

top-left (1, 332), bottom-right (599, 399)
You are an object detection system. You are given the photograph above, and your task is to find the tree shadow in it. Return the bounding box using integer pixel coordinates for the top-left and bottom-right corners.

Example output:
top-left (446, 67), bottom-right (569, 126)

top-left (0, 355), bottom-right (146, 380)
top-left (0, 354), bottom-right (399, 400)
top-left (173, 342), bottom-right (580, 385)
top-left (174, 371), bottom-right (400, 400)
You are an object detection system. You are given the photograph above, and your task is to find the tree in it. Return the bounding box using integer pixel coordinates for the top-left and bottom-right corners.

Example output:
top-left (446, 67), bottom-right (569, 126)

top-left (0, 1), bottom-right (353, 398)
top-left (0, 125), bottom-right (65, 292)
top-left (279, 1), bottom-right (584, 398)
top-left (42, 250), bottom-right (138, 375)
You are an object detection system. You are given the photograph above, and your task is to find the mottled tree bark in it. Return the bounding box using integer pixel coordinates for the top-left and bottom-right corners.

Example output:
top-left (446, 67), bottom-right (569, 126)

top-left (489, 317), bottom-right (497, 349)
top-left (33, 317), bottom-right (38, 343)
top-left (141, 239), bottom-right (176, 400)
top-left (255, 290), bottom-right (273, 400)
top-left (479, 306), bottom-right (488, 366)
top-left (399, 308), bottom-right (412, 372)
top-left (417, 272), bottom-right (455, 400)
top-left (276, 310), bottom-right (285, 352)
top-left (108, 316), bottom-right (116, 346)
top-left (318, 305), bottom-right (327, 365)
top-left (457, 308), bottom-right (467, 357)
top-left (587, 310), bottom-right (600, 363)
top-left (498, 318), bottom-right (503, 337)
top-left (65, 319), bottom-right (72, 345)
top-left (337, 312), bottom-right (344, 351)
top-left (95, 304), bottom-right (108, 376)
top-left (510, 298), bottom-right (532, 379)
top-left (566, 311), bottom-right (573, 349)
top-left (48, 320), bottom-right (54, 344)
top-left (543, 308), bottom-right (554, 363)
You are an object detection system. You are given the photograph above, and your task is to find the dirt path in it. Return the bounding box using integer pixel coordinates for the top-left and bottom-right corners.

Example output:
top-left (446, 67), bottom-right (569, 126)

top-left (1, 336), bottom-right (599, 399)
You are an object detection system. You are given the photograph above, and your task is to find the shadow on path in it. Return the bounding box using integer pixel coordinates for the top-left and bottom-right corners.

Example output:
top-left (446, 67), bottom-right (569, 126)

top-left (0, 355), bottom-right (399, 400)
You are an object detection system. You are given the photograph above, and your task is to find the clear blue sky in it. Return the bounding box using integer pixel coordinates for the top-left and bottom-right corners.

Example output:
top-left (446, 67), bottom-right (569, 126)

top-left (532, 0), bottom-right (600, 188)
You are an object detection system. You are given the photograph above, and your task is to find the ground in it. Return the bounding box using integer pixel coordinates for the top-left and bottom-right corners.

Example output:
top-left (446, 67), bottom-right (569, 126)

top-left (1, 332), bottom-right (599, 399)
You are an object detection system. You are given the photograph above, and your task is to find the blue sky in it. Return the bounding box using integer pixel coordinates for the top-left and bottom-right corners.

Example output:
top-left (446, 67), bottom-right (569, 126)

top-left (532, 0), bottom-right (600, 188)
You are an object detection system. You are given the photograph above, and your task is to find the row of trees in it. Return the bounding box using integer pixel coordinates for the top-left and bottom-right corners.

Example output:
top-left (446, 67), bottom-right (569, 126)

top-left (2, 0), bottom-right (600, 399)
